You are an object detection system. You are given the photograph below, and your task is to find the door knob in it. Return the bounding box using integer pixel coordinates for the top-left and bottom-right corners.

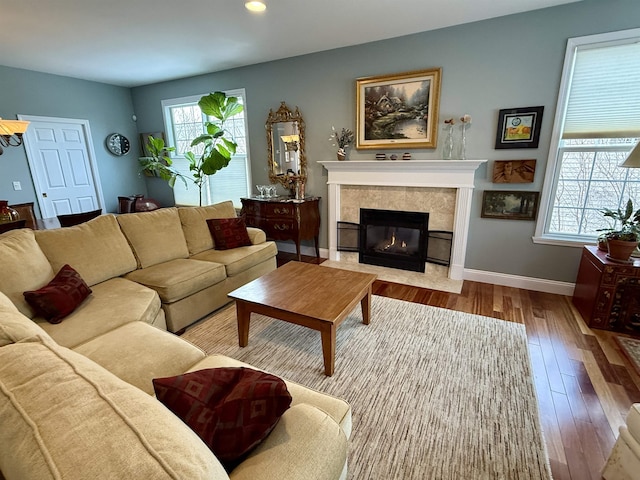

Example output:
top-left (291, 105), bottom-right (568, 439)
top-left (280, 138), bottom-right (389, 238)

top-left (42, 193), bottom-right (47, 198)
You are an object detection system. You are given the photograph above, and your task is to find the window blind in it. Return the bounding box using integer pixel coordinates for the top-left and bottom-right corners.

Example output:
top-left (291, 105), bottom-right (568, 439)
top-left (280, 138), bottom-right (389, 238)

top-left (563, 42), bottom-right (640, 139)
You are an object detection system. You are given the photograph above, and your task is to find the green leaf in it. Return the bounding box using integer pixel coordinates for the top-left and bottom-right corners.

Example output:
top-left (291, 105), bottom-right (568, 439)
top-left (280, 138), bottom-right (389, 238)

top-left (221, 138), bottom-right (237, 155)
top-left (201, 149), bottom-right (231, 175)
top-left (199, 92), bottom-right (226, 119)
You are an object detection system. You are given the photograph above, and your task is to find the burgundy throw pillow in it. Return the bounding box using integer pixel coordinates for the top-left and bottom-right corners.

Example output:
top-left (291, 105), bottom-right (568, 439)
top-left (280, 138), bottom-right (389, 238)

top-left (206, 217), bottom-right (252, 250)
top-left (153, 367), bottom-right (292, 470)
top-left (23, 264), bottom-right (92, 324)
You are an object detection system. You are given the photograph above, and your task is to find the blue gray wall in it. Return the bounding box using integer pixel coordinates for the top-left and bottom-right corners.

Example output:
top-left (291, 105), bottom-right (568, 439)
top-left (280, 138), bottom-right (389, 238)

top-left (1, 0), bottom-right (637, 283)
top-left (0, 66), bottom-right (146, 215)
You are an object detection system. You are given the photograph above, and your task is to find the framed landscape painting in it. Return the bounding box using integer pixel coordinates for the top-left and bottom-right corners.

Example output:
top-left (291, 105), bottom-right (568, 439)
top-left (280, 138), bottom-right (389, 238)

top-left (481, 190), bottom-right (540, 220)
top-left (494, 106), bottom-right (544, 149)
top-left (356, 68), bottom-right (442, 150)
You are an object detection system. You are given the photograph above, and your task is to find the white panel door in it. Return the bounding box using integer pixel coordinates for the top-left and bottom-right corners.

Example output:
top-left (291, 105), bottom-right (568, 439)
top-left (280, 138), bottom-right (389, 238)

top-left (20, 116), bottom-right (104, 218)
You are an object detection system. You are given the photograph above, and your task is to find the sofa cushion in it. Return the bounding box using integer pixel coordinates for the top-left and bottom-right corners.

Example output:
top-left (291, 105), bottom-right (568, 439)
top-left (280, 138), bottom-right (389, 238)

top-left (0, 228), bottom-right (54, 318)
top-left (117, 208), bottom-right (189, 269)
top-left (207, 217), bottom-right (252, 250)
top-left (191, 241), bottom-right (278, 277)
top-left (74, 321), bottom-right (205, 395)
top-left (0, 301), bottom-right (52, 347)
top-left (229, 404), bottom-right (347, 480)
top-left (124, 258), bottom-right (227, 303)
top-left (179, 202), bottom-right (238, 255)
top-left (0, 336), bottom-right (228, 480)
top-left (246, 227), bottom-right (266, 245)
top-left (24, 264), bottom-right (92, 324)
top-left (189, 354), bottom-right (352, 439)
top-left (34, 277), bottom-right (161, 348)
top-left (34, 214), bottom-right (137, 287)
top-left (153, 367), bottom-right (292, 471)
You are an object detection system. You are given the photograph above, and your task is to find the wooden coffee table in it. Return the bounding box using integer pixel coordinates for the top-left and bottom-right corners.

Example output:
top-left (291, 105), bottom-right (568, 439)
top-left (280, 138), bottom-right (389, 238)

top-left (228, 261), bottom-right (377, 376)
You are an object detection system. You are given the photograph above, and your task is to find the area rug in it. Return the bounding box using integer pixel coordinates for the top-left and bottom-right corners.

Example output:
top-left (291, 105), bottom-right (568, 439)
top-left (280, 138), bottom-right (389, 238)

top-left (182, 296), bottom-right (551, 480)
top-left (615, 335), bottom-right (640, 377)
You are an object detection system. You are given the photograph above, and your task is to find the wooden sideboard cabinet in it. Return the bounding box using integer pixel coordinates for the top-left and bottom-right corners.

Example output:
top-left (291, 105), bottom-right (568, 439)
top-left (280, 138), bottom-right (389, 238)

top-left (241, 197), bottom-right (321, 261)
top-left (572, 246), bottom-right (640, 334)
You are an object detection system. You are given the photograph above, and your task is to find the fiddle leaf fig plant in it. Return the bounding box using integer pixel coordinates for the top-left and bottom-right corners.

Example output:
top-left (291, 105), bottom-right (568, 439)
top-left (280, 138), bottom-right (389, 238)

top-left (184, 91), bottom-right (244, 205)
top-left (138, 135), bottom-right (187, 188)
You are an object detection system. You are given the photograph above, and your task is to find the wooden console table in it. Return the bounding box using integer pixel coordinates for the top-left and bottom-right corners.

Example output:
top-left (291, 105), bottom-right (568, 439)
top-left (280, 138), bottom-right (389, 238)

top-left (572, 245), bottom-right (640, 334)
top-left (240, 197), bottom-right (320, 261)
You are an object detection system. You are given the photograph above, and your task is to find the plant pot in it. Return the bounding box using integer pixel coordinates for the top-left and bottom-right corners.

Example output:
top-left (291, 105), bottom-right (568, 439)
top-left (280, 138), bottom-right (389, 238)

top-left (606, 238), bottom-right (639, 263)
top-left (0, 200), bottom-right (19, 224)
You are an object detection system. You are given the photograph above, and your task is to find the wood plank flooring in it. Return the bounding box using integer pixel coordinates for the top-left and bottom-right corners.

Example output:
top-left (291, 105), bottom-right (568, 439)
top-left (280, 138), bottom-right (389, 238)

top-left (279, 253), bottom-right (638, 479)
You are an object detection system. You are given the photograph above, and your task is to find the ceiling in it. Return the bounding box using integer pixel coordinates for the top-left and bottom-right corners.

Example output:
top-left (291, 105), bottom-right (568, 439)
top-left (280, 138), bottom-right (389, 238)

top-left (0, 0), bottom-right (582, 88)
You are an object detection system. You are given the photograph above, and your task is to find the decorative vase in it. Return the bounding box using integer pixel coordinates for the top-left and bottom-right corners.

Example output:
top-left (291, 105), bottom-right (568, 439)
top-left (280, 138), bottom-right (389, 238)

top-left (443, 124), bottom-right (454, 160)
top-left (132, 194), bottom-right (161, 212)
top-left (0, 200), bottom-right (19, 224)
top-left (402, 152), bottom-right (411, 161)
top-left (337, 148), bottom-right (346, 161)
top-left (606, 238), bottom-right (639, 263)
top-left (459, 123), bottom-right (469, 160)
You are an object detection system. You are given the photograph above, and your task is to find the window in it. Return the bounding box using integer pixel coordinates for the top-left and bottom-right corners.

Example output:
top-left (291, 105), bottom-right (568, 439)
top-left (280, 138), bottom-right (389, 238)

top-left (161, 89), bottom-right (251, 207)
top-left (534, 29), bottom-right (640, 246)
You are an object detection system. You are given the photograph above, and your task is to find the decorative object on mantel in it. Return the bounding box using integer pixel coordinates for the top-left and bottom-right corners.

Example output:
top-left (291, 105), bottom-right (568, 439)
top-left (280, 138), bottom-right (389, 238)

top-left (403, 152), bottom-right (411, 160)
top-left (459, 114), bottom-right (472, 160)
top-left (442, 118), bottom-right (455, 160)
top-left (356, 68), bottom-right (442, 150)
top-left (0, 200), bottom-right (19, 224)
top-left (329, 126), bottom-right (355, 161)
top-left (390, 154), bottom-right (398, 161)
top-left (375, 153), bottom-right (387, 161)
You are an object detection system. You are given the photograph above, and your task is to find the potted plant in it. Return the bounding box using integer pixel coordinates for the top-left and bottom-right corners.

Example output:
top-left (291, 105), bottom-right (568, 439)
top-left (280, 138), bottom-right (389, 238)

top-left (597, 198), bottom-right (640, 262)
top-left (138, 135), bottom-right (186, 188)
top-left (184, 92), bottom-right (244, 206)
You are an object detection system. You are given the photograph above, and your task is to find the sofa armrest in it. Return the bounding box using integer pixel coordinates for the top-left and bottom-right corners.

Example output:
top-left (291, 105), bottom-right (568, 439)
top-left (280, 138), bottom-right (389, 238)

top-left (246, 227), bottom-right (266, 245)
top-left (229, 404), bottom-right (347, 480)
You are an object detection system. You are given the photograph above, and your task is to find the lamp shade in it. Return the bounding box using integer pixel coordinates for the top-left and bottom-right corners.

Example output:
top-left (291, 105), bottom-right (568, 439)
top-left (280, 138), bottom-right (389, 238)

top-left (619, 141), bottom-right (640, 168)
top-left (0, 118), bottom-right (30, 135)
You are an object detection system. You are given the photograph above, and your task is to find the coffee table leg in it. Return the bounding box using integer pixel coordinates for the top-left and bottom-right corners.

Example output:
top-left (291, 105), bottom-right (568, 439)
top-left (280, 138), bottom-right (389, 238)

top-left (321, 325), bottom-right (336, 376)
top-left (236, 301), bottom-right (251, 347)
top-left (361, 285), bottom-right (372, 325)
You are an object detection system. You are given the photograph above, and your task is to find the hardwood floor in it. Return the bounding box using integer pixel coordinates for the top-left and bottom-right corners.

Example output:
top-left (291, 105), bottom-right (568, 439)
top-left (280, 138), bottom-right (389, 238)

top-left (278, 253), bottom-right (639, 480)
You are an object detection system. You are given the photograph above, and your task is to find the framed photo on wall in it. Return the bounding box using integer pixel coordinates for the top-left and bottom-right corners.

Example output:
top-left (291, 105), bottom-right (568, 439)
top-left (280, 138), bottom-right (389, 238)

top-left (481, 190), bottom-right (540, 220)
top-left (356, 68), bottom-right (442, 150)
top-left (494, 106), bottom-right (544, 149)
top-left (492, 159), bottom-right (536, 183)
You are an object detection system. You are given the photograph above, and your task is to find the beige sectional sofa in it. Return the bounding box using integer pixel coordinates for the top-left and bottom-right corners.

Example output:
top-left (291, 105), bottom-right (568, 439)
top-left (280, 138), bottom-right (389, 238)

top-left (0, 203), bottom-right (351, 479)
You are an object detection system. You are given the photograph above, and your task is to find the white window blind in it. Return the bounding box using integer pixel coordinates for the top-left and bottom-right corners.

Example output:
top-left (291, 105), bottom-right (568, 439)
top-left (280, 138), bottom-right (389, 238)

top-left (563, 42), bottom-right (640, 139)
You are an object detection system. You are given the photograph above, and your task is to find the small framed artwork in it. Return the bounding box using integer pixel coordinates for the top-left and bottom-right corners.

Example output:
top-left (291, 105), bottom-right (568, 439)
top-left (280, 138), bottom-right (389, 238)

top-left (494, 106), bottom-right (544, 149)
top-left (481, 190), bottom-right (540, 220)
top-left (492, 159), bottom-right (536, 183)
top-left (140, 132), bottom-right (165, 156)
top-left (356, 68), bottom-right (442, 150)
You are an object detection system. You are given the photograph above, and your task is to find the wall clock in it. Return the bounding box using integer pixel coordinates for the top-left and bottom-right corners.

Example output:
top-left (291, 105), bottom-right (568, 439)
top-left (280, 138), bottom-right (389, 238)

top-left (105, 133), bottom-right (131, 156)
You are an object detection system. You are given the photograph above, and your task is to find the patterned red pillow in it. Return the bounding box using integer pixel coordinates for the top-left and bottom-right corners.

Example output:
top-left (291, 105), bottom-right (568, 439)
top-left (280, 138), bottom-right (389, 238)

top-left (206, 217), bottom-right (252, 250)
top-left (23, 264), bottom-right (92, 324)
top-left (153, 367), bottom-right (292, 471)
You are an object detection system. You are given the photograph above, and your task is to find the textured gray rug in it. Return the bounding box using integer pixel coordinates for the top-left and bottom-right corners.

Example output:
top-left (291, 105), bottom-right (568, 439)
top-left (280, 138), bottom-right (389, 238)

top-left (182, 296), bottom-right (551, 480)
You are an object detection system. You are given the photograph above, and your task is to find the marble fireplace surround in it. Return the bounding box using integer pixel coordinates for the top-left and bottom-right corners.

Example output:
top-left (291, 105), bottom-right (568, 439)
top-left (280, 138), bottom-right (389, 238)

top-left (318, 160), bottom-right (486, 280)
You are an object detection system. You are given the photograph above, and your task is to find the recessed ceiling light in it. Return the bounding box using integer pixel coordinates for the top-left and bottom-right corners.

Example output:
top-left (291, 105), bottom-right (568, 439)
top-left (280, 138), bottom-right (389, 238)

top-left (245, 1), bottom-right (266, 13)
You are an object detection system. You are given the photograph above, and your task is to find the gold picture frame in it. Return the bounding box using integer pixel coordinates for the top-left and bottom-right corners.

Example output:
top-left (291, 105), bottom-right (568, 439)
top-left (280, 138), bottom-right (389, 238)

top-left (356, 68), bottom-right (442, 150)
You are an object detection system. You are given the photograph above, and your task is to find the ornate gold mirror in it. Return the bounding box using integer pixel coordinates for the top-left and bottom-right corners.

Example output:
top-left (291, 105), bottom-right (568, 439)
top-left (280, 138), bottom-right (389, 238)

top-left (266, 102), bottom-right (306, 189)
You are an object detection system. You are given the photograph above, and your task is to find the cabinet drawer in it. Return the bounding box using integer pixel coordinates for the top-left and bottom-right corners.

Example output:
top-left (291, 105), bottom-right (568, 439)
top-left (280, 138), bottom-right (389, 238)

top-left (266, 204), bottom-right (295, 217)
top-left (265, 221), bottom-right (297, 239)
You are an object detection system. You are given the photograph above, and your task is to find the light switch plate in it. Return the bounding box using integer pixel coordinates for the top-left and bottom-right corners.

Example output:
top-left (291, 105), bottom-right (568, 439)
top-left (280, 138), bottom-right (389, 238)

top-left (12, 181), bottom-right (21, 191)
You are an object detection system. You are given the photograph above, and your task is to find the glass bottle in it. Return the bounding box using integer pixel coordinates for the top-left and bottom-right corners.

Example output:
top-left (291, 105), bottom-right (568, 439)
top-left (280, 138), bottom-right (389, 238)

top-left (443, 124), bottom-right (454, 160)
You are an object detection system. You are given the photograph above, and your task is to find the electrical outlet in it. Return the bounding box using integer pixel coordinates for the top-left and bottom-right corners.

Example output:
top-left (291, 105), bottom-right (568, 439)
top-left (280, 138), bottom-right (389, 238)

top-left (12, 181), bottom-right (21, 191)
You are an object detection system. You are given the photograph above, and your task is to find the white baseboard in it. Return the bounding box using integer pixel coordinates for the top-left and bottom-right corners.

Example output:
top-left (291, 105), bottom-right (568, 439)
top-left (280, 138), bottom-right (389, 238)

top-left (463, 268), bottom-right (575, 296)
top-left (276, 242), bottom-right (575, 296)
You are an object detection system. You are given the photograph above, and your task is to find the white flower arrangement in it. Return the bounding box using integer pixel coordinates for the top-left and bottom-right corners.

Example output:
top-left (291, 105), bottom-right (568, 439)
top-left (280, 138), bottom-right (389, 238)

top-left (329, 126), bottom-right (355, 149)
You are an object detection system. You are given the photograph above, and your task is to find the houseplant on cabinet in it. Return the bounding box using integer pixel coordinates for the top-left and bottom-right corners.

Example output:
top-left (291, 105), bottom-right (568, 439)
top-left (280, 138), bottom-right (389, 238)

top-left (183, 92), bottom-right (244, 206)
top-left (598, 198), bottom-right (640, 262)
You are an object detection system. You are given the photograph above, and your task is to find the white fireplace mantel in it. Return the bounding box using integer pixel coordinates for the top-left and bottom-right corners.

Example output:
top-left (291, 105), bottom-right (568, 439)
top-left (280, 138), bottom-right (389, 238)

top-left (318, 160), bottom-right (486, 280)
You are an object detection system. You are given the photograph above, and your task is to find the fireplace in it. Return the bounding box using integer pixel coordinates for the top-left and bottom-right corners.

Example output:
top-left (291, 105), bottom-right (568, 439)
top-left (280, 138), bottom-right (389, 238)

top-left (359, 208), bottom-right (429, 273)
